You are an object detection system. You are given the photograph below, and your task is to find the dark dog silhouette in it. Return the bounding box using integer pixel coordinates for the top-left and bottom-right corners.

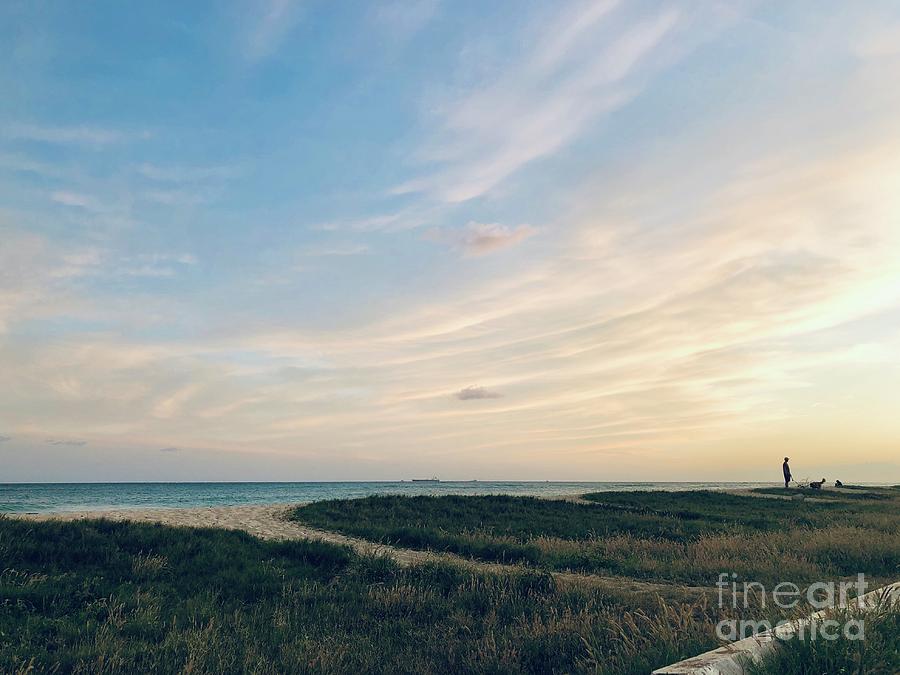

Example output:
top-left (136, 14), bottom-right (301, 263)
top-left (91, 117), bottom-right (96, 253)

top-left (809, 478), bottom-right (826, 490)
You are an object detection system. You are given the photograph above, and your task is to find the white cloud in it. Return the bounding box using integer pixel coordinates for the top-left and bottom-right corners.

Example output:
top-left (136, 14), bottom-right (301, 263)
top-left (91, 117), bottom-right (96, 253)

top-left (371, 0), bottom-right (440, 43)
top-left (141, 189), bottom-right (210, 206)
top-left (115, 253), bottom-right (198, 278)
top-left (241, 0), bottom-right (303, 63)
top-left (118, 266), bottom-right (176, 278)
top-left (137, 163), bottom-right (240, 182)
top-left (0, 231), bottom-right (104, 332)
top-left (311, 212), bottom-right (417, 232)
top-left (298, 244), bottom-right (369, 257)
top-left (3, 3), bottom-right (900, 480)
top-left (51, 191), bottom-right (99, 209)
top-left (429, 221), bottom-right (537, 256)
top-left (50, 189), bottom-right (135, 219)
top-left (5, 123), bottom-right (149, 146)
top-left (455, 385), bottom-right (503, 400)
top-left (394, 2), bottom-right (692, 202)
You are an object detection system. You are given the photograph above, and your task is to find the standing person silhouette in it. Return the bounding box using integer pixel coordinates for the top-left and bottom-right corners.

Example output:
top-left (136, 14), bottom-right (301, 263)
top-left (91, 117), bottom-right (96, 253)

top-left (783, 457), bottom-right (792, 489)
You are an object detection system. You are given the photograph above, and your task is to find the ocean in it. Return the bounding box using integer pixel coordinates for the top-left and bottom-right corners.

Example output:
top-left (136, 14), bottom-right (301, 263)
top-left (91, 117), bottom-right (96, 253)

top-left (0, 481), bottom-right (775, 513)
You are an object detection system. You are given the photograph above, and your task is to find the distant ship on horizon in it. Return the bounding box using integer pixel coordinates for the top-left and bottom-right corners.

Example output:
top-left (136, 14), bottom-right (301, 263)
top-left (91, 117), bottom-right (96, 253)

top-left (411, 477), bottom-right (440, 483)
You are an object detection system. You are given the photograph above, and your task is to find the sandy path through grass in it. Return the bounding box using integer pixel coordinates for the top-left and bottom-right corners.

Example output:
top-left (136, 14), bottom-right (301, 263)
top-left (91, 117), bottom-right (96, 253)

top-left (15, 504), bottom-right (706, 598)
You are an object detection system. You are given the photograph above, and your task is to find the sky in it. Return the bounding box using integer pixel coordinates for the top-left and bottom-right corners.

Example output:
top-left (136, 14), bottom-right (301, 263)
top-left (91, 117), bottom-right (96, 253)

top-left (1, 0), bottom-right (900, 483)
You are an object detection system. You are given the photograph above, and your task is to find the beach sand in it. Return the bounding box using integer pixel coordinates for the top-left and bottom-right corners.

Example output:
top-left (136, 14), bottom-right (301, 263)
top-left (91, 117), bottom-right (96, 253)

top-left (17, 504), bottom-right (434, 565)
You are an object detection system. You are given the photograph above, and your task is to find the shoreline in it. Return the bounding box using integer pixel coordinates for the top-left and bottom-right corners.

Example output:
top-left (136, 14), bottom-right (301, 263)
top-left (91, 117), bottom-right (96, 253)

top-left (7, 482), bottom-right (881, 516)
top-left (7, 482), bottom-right (880, 517)
top-left (9, 483), bottom-right (864, 525)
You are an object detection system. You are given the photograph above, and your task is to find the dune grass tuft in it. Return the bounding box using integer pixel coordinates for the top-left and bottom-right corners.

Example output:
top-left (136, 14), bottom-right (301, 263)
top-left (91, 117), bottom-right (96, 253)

top-left (748, 599), bottom-right (900, 674)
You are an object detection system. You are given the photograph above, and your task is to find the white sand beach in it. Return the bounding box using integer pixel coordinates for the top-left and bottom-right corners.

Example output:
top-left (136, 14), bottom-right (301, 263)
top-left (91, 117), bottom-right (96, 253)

top-left (18, 504), bottom-right (433, 565)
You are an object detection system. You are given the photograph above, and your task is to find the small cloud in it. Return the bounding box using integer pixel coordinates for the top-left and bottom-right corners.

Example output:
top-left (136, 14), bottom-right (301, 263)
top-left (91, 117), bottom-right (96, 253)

top-left (372, 0), bottom-right (440, 43)
top-left (50, 191), bottom-right (119, 216)
top-left (114, 253), bottom-right (198, 278)
top-left (131, 252), bottom-right (197, 265)
top-left (141, 188), bottom-right (209, 206)
top-left (119, 266), bottom-right (176, 278)
top-left (159, 446), bottom-right (180, 453)
top-left (455, 385), bottom-right (503, 400)
top-left (299, 244), bottom-right (370, 257)
top-left (62, 249), bottom-right (104, 267)
top-left (51, 191), bottom-right (97, 209)
top-left (430, 221), bottom-right (538, 256)
top-left (137, 163), bottom-right (239, 182)
top-left (46, 439), bottom-right (87, 447)
top-left (49, 248), bottom-right (105, 280)
top-left (6, 123), bottom-right (149, 146)
top-left (0, 435), bottom-right (12, 443)
top-left (311, 213), bottom-right (405, 232)
top-left (241, 0), bottom-right (304, 63)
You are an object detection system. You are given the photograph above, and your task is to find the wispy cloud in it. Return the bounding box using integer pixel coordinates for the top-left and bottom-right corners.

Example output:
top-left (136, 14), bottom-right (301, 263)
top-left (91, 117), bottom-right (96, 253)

top-left (3, 2), bottom-right (900, 481)
top-left (5, 123), bottom-right (150, 146)
top-left (394, 2), bottom-right (688, 202)
top-left (135, 253), bottom-right (197, 265)
top-left (46, 439), bottom-right (87, 447)
top-left (0, 435), bottom-right (12, 443)
top-left (311, 212), bottom-right (420, 232)
top-left (455, 385), bottom-right (503, 400)
top-left (137, 163), bottom-right (240, 182)
top-left (429, 221), bottom-right (537, 256)
top-left (140, 188), bottom-right (211, 206)
top-left (49, 188), bottom-right (137, 225)
top-left (371, 0), bottom-right (440, 43)
top-left (115, 253), bottom-right (197, 278)
top-left (0, 231), bottom-right (102, 332)
top-left (132, 164), bottom-right (237, 206)
top-left (298, 244), bottom-right (369, 257)
top-left (117, 266), bottom-right (176, 278)
top-left (51, 191), bottom-right (101, 210)
top-left (241, 0), bottom-right (303, 63)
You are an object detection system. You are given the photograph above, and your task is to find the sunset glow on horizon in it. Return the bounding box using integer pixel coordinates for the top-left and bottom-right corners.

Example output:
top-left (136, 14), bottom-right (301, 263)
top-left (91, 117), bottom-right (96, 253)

top-left (2, 1), bottom-right (899, 482)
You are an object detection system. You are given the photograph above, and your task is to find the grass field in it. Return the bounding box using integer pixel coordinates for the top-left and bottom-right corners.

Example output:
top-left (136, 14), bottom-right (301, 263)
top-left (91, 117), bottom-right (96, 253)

top-left (4, 488), bottom-right (897, 673)
top-left (2, 515), bottom-right (728, 675)
top-left (292, 489), bottom-right (900, 586)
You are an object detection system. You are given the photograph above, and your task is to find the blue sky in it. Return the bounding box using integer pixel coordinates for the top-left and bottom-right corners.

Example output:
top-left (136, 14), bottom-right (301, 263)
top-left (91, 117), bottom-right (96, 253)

top-left (2, 0), bottom-right (900, 482)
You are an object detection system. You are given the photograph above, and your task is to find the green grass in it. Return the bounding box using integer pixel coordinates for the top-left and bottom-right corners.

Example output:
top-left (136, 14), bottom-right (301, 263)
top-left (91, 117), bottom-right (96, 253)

top-left (1, 515), bottom-right (731, 675)
top-left (6, 489), bottom-right (898, 673)
top-left (292, 491), bottom-right (900, 585)
top-left (749, 600), bottom-right (900, 675)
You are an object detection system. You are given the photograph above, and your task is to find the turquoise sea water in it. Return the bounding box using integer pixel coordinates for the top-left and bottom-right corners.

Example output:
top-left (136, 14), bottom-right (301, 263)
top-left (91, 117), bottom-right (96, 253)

top-left (0, 481), bottom-right (775, 513)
